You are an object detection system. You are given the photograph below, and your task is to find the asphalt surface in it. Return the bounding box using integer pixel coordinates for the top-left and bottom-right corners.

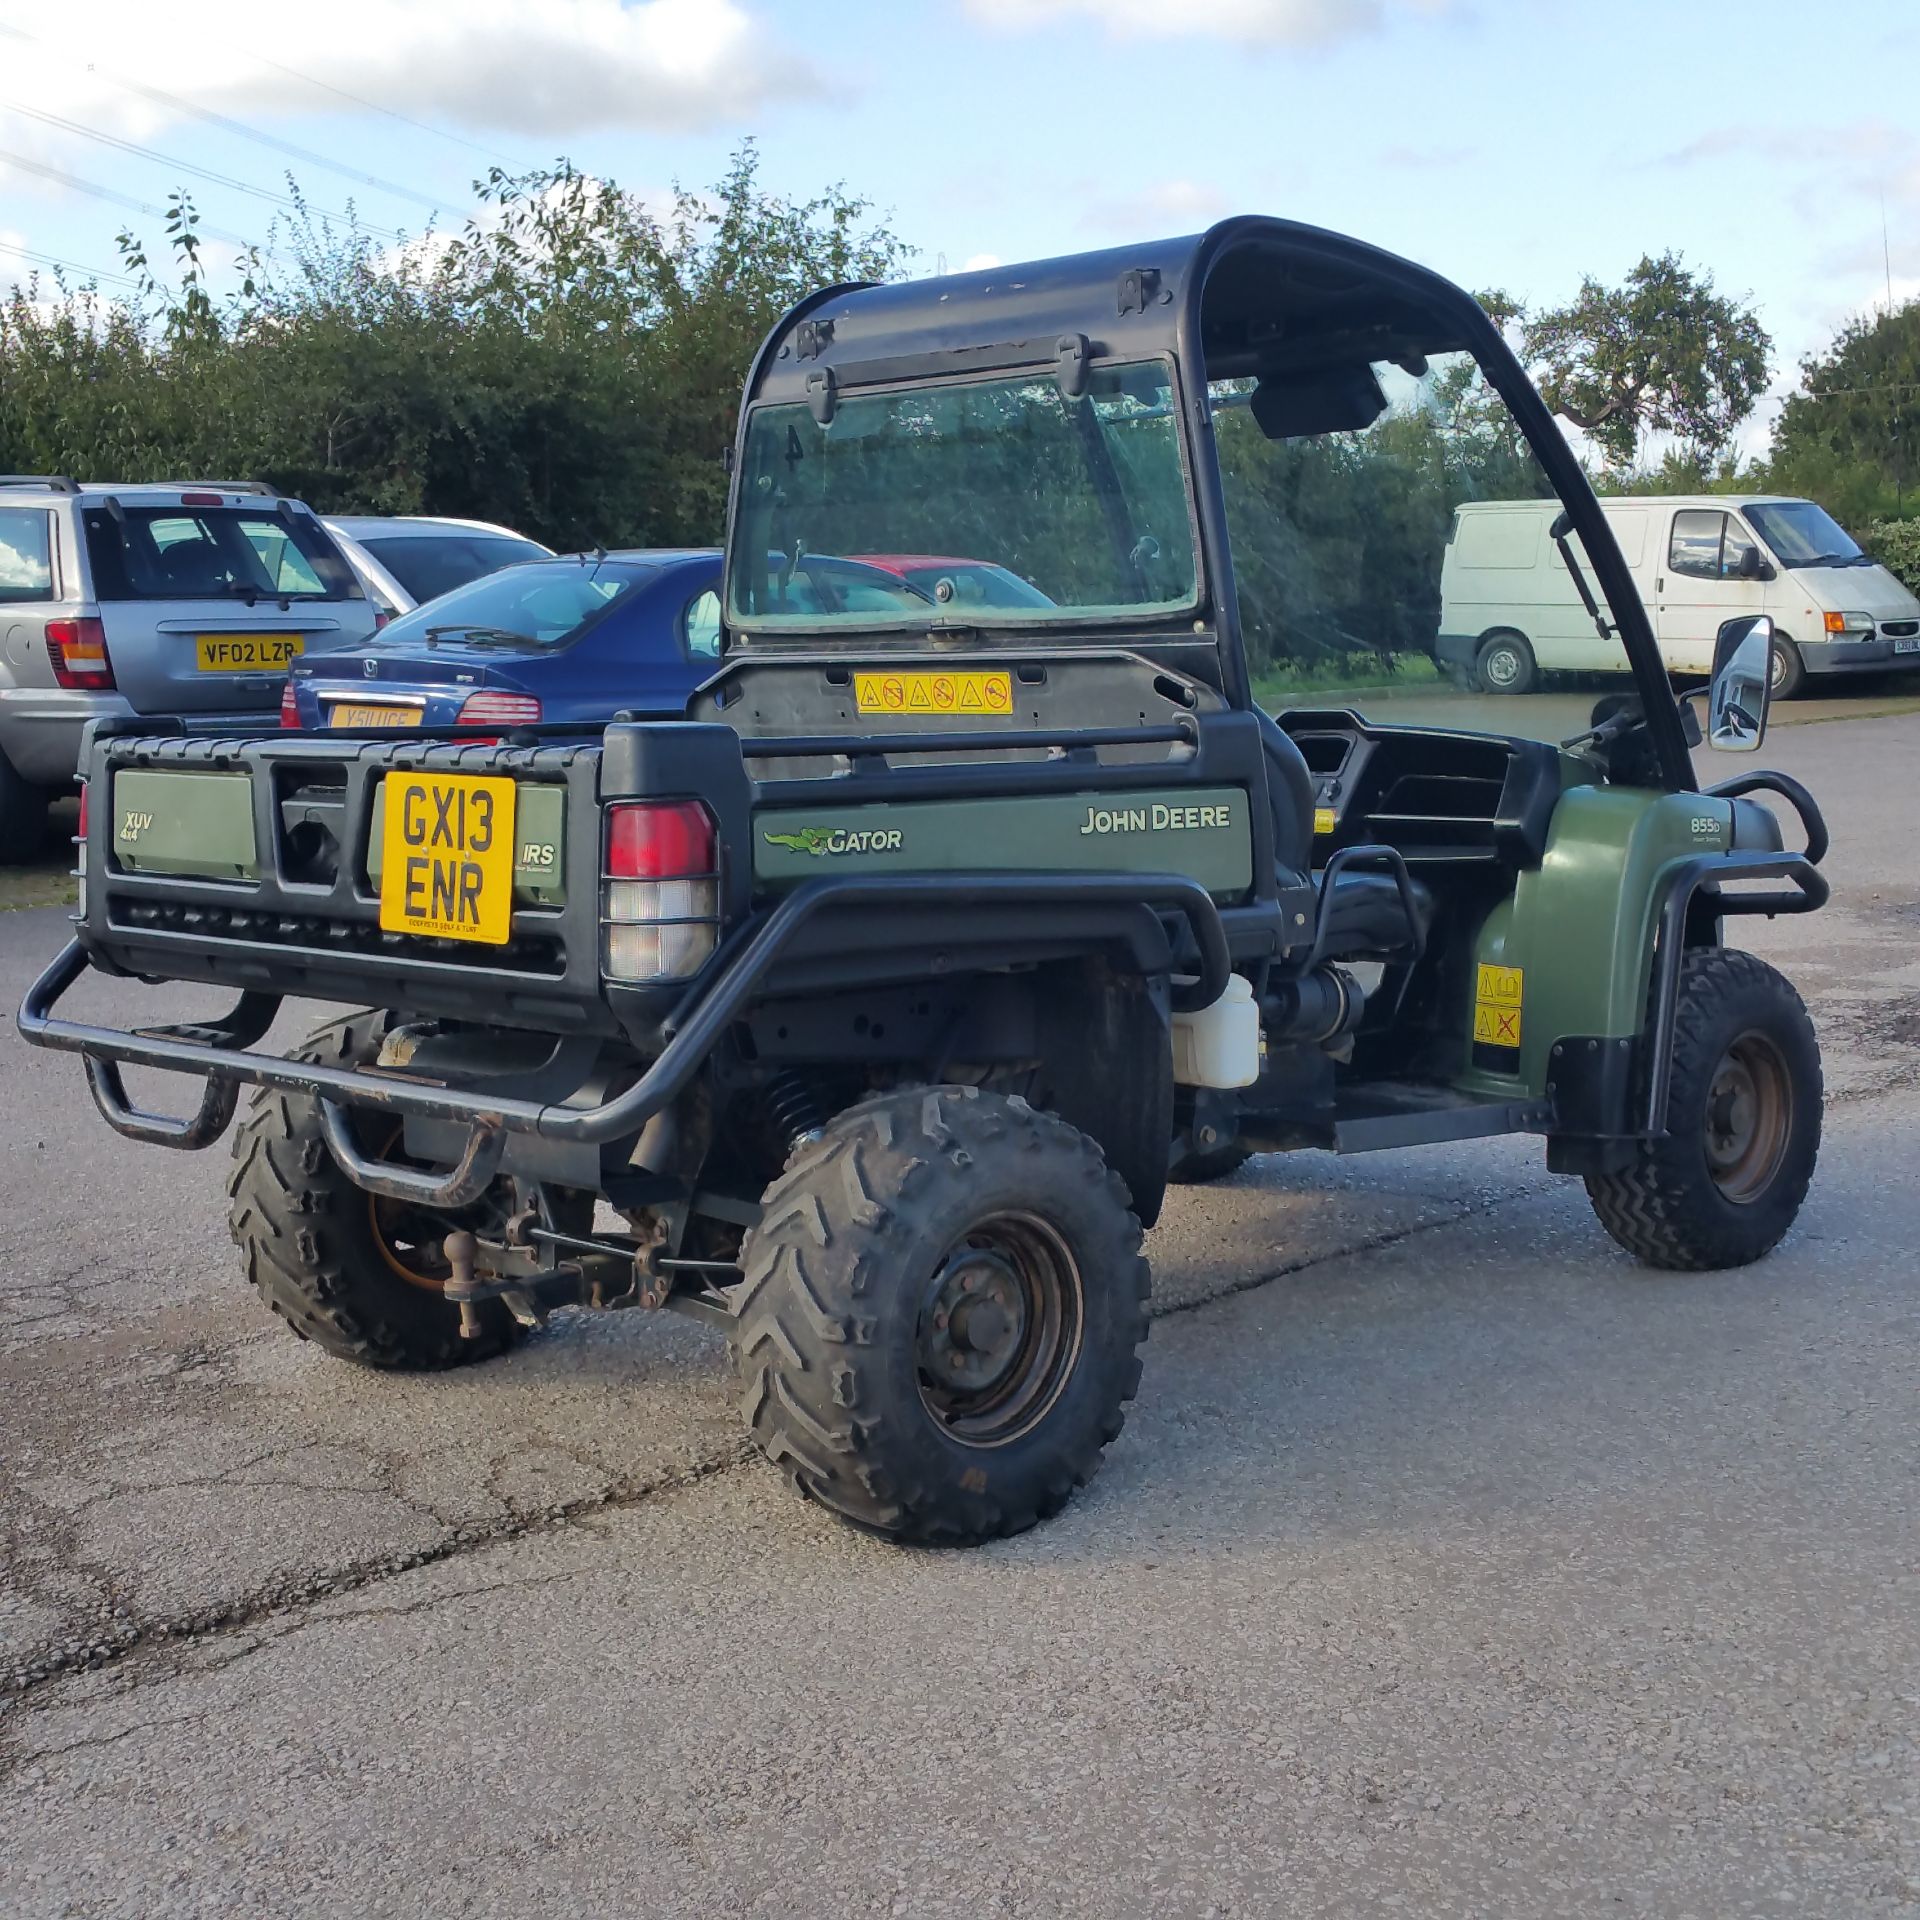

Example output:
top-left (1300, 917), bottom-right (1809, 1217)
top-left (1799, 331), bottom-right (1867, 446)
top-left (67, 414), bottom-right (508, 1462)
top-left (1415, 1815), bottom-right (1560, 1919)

top-left (2, 707), bottom-right (1919, 1916)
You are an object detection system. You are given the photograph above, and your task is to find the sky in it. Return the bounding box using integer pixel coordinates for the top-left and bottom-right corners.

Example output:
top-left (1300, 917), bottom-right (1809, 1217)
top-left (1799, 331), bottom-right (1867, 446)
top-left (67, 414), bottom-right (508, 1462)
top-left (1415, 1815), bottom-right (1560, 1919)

top-left (2, 0), bottom-right (1916, 448)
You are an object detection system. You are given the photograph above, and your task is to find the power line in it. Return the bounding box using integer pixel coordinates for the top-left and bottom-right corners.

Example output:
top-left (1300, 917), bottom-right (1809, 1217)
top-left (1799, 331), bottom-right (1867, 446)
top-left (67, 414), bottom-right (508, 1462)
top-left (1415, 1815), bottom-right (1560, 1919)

top-left (0, 238), bottom-right (142, 290)
top-left (1, 97), bottom-right (412, 242)
top-left (0, 22), bottom-right (453, 216)
top-left (0, 147), bottom-right (277, 259)
top-left (237, 50), bottom-right (523, 172)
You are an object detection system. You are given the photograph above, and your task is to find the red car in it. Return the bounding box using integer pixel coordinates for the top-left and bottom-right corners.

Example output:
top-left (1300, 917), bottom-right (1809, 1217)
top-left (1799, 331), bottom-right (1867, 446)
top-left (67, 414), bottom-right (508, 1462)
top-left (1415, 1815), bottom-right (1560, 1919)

top-left (852, 554), bottom-right (1055, 611)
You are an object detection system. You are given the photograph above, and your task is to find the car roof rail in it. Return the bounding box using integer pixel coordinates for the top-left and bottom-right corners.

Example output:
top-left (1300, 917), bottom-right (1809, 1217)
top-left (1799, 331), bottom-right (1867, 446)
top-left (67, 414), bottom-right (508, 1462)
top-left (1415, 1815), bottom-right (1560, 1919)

top-left (172, 479), bottom-right (282, 497)
top-left (0, 474), bottom-right (80, 494)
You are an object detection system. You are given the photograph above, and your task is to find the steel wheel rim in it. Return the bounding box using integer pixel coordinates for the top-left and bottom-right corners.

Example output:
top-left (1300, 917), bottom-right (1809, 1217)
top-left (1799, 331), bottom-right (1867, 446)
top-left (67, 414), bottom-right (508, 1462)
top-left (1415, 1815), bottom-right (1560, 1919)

top-left (361, 1121), bottom-right (493, 1292)
top-left (1703, 1029), bottom-right (1792, 1205)
top-left (1768, 644), bottom-right (1787, 693)
top-left (916, 1210), bottom-right (1085, 1447)
top-left (1485, 644), bottom-right (1521, 689)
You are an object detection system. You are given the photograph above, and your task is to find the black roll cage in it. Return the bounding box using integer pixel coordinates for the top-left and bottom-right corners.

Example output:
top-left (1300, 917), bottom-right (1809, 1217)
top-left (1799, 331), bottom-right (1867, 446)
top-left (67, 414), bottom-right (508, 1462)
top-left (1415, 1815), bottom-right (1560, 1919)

top-left (722, 215), bottom-right (1696, 793)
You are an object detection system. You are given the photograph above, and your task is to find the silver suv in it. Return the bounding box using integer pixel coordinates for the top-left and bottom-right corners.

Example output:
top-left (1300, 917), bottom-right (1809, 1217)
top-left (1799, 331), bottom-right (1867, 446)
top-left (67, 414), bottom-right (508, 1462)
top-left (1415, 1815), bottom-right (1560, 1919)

top-left (0, 477), bottom-right (378, 861)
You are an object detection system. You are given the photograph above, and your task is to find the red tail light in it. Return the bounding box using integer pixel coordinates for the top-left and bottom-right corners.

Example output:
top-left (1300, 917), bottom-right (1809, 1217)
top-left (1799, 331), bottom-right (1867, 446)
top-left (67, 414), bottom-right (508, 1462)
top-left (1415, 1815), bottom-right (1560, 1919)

top-left (603, 801), bottom-right (719, 982)
top-left (456, 691), bottom-right (542, 726)
top-left (180, 491), bottom-right (224, 507)
top-left (47, 617), bottom-right (114, 691)
top-left (373, 608), bottom-right (390, 630)
top-left (279, 681), bottom-right (302, 728)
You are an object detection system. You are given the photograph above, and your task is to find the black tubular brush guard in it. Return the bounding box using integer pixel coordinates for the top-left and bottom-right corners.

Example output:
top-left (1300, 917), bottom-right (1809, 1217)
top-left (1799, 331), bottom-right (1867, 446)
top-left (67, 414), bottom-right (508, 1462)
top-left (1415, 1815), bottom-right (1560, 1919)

top-left (20, 871), bottom-right (1232, 1207)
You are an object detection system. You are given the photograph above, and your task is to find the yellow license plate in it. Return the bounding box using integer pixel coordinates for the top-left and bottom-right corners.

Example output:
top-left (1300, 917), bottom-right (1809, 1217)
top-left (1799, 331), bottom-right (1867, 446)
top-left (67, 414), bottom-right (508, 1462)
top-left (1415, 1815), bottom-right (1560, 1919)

top-left (194, 633), bottom-right (305, 672)
top-left (329, 704), bottom-right (422, 729)
top-left (378, 773), bottom-right (517, 945)
top-left (853, 669), bottom-right (1014, 718)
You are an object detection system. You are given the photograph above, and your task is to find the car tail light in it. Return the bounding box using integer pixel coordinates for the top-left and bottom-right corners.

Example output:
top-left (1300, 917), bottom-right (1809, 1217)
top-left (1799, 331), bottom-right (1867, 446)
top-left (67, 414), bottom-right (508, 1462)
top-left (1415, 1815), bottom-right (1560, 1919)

top-left (47, 618), bottom-right (114, 691)
top-left (180, 491), bottom-right (224, 507)
top-left (602, 800), bottom-right (719, 982)
top-left (280, 681), bottom-right (302, 729)
top-left (373, 609), bottom-right (390, 630)
top-left (456, 691), bottom-right (542, 726)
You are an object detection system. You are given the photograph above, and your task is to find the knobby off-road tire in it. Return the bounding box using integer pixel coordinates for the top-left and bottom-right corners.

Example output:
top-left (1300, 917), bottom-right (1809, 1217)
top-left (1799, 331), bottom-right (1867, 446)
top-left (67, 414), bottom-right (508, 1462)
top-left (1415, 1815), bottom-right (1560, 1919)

top-left (731, 1086), bottom-right (1150, 1546)
top-left (1586, 948), bottom-right (1821, 1271)
top-left (1167, 1142), bottom-right (1253, 1185)
top-left (227, 1011), bottom-right (524, 1368)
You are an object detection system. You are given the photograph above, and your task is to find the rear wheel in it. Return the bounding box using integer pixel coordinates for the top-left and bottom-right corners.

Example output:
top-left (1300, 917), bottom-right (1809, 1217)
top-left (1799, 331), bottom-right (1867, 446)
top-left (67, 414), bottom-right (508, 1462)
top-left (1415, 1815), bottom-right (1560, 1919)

top-left (1476, 630), bottom-right (1536, 696)
top-left (1769, 633), bottom-right (1807, 700)
top-left (1585, 948), bottom-right (1821, 1270)
top-left (730, 1086), bottom-right (1149, 1545)
top-left (0, 748), bottom-right (50, 866)
top-left (227, 1012), bottom-right (526, 1368)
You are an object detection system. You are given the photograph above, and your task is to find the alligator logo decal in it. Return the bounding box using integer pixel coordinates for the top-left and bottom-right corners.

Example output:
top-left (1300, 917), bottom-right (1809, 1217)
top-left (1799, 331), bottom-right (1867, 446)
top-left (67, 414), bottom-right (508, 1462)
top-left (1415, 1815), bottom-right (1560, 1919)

top-left (763, 825), bottom-right (905, 857)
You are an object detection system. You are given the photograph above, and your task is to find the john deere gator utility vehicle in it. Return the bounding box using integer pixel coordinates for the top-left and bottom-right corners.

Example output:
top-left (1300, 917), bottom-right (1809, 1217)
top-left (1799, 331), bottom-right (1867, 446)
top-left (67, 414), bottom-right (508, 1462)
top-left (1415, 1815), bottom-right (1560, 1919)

top-left (20, 217), bottom-right (1830, 1544)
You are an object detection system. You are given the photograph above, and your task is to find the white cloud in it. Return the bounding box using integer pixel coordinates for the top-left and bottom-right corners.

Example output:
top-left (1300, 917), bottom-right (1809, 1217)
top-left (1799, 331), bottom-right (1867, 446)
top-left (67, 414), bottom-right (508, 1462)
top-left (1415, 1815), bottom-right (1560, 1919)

top-left (967, 0), bottom-right (1452, 47)
top-left (962, 252), bottom-right (1004, 271)
top-left (3, 1), bottom-right (825, 142)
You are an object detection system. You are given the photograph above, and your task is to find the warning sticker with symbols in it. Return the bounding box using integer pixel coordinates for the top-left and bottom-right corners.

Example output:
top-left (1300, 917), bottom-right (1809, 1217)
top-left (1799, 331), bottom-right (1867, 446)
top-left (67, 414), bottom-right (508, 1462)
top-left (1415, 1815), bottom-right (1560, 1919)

top-left (1473, 962), bottom-right (1524, 1049)
top-left (1312, 806), bottom-right (1337, 836)
top-left (853, 670), bottom-right (1014, 717)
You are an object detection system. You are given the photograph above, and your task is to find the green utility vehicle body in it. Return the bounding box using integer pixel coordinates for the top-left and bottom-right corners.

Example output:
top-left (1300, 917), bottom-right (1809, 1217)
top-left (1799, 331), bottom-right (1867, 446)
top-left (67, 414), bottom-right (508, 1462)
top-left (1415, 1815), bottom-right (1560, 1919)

top-left (19, 213), bottom-right (1833, 1546)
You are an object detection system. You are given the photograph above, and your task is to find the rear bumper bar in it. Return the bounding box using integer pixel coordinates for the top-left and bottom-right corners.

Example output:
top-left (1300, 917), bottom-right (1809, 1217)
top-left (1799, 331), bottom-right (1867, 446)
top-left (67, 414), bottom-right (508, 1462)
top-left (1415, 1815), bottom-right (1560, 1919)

top-left (20, 871), bottom-right (1231, 1205)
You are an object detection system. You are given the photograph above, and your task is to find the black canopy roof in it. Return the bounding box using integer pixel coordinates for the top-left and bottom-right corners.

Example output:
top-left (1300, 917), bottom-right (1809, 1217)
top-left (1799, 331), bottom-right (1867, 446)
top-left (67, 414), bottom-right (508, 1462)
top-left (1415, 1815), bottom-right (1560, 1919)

top-left (743, 215), bottom-right (1490, 411)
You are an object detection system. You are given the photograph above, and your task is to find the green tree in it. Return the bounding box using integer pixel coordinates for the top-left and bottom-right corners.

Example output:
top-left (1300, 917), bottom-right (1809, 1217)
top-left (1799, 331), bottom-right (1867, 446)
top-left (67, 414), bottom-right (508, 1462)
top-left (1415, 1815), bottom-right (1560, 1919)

top-left (0, 146), bottom-right (910, 552)
top-left (1768, 300), bottom-right (1920, 526)
top-left (1521, 252), bottom-right (1771, 470)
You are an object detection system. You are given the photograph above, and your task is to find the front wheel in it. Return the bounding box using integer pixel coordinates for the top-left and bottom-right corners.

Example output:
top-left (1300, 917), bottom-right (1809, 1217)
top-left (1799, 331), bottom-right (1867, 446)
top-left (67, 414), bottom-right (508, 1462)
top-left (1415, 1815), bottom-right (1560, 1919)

top-left (1769, 634), bottom-right (1807, 701)
top-left (1585, 949), bottom-right (1821, 1270)
top-left (1476, 630), bottom-right (1537, 696)
top-left (730, 1086), bottom-right (1150, 1545)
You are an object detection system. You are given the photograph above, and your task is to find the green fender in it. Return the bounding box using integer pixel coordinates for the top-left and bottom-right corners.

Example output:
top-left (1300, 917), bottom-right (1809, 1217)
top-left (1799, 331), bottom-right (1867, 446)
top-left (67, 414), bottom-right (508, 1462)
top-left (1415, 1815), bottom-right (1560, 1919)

top-left (1461, 784), bottom-right (1737, 1101)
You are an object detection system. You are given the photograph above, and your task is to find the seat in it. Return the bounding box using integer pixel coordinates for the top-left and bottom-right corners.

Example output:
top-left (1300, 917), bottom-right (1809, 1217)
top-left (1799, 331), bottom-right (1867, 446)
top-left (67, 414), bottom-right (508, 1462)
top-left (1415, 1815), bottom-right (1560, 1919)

top-left (1254, 708), bottom-right (1431, 961)
top-left (1316, 869), bottom-right (1433, 959)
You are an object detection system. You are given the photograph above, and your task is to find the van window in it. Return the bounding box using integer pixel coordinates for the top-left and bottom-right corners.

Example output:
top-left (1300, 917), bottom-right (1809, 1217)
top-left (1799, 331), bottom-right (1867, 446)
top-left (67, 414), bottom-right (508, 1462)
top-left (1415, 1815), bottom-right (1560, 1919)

top-left (0, 507), bottom-right (54, 603)
top-left (1722, 516), bottom-right (1759, 579)
top-left (1669, 510), bottom-right (1758, 582)
top-left (1669, 510), bottom-right (1728, 580)
top-left (1454, 512), bottom-right (1537, 569)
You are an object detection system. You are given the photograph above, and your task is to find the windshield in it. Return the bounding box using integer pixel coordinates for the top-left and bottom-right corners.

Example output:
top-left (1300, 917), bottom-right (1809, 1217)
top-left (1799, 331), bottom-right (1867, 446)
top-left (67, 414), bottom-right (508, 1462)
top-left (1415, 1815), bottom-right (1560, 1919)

top-left (730, 360), bottom-right (1197, 632)
top-left (379, 559), bottom-right (653, 650)
top-left (1213, 351), bottom-right (1639, 746)
top-left (359, 532), bottom-right (550, 605)
top-left (81, 505), bottom-right (360, 602)
top-left (1743, 500), bottom-right (1866, 568)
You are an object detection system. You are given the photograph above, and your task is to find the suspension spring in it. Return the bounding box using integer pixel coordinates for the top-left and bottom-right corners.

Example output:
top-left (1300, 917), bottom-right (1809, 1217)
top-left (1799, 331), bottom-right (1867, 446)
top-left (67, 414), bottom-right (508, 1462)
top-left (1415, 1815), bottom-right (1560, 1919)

top-left (764, 1069), bottom-right (824, 1150)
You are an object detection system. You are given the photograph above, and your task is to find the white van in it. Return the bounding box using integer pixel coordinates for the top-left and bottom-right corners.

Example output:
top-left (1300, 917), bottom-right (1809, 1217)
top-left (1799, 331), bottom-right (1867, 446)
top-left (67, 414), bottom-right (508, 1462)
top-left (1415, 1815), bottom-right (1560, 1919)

top-left (1438, 494), bottom-right (1920, 697)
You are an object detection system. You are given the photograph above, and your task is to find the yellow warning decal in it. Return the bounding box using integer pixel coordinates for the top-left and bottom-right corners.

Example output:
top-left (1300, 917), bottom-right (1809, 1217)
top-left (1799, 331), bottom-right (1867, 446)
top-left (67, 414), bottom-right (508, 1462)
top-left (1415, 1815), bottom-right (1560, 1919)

top-left (853, 670), bottom-right (1014, 718)
top-left (1474, 962), bottom-right (1524, 1049)
top-left (1312, 806), bottom-right (1337, 836)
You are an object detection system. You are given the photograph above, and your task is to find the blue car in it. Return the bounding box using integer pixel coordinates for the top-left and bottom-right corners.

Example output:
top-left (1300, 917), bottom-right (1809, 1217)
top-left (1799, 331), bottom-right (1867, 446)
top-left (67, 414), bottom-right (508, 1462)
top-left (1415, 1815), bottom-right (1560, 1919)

top-left (283, 548), bottom-right (932, 732)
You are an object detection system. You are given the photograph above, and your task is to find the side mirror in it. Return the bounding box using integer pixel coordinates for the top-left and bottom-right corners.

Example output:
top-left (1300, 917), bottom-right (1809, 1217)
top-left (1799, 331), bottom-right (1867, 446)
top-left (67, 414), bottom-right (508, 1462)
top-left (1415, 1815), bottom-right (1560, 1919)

top-left (1708, 613), bottom-right (1773, 753)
